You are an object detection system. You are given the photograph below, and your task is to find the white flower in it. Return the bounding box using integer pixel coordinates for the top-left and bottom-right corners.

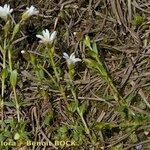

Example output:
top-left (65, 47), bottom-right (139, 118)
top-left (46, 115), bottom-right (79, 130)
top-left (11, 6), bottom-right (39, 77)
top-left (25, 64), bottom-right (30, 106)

top-left (36, 29), bottom-right (57, 44)
top-left (22, 5), bottom-right (39, 20)
top-left (63, 52), bottom-right (81, 64)
top-left (26, 6), bottom-right (39, 16)
top-left (0, 4), bottom-right (13, 20)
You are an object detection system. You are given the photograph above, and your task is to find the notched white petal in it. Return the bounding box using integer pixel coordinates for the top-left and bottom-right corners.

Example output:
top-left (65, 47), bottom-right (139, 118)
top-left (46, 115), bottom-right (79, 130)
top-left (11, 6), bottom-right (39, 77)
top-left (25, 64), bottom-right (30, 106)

top-left (50, 31), bottom-right (57, 42)
top-left (36, 35), bottom-right (44, 40)
top-left (70, 52), bottom-right (75, 58)
top-left (75, 58), bottom-right (81, 62)
top-left (63, 52), bottom-right (69, 59)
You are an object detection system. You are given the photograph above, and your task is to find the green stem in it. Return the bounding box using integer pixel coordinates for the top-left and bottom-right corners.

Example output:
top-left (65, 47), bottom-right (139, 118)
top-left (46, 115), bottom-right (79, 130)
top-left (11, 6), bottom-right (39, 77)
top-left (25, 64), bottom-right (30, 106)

top-left (59, 84), bottom-right (68, 105)
top-left (1, 79), bottom-right (5, 121)
top-left (108, 77), bottom-right (124, 105)
top-left (40, 65), bottom-right (57, 86)
top-left (67, 73), bottom-right (78, 102)
top-left (48, 48), bottom-right (68, 105)
top-left (1, 41), bottom-right (7, 121)
top-left (77, 108), bottom-right (93, 142)
top-left (8, 47), bottom-right (12, 72)
top-left (13, 87), bottom-right (20, 122)
top-left (97, 66), bottom-right (124, 105)
top-left (80, 113), bottom-right (90, 135)
top-left (49, 51), bottom-right (59, 83)
top-left (67, 66), bottom-right (93, 140)
top-left (68, 65), bottom-right (79, 105)
top-left (1, 50), bottom-right (6, 99)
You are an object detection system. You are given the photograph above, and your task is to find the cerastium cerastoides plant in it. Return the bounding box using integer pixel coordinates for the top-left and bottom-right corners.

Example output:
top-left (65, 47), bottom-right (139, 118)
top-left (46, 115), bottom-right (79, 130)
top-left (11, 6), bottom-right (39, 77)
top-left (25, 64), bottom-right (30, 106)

top-left (63, 52), bottom-right (92, 138)
top-left (35, 29), bottom-right (94, 141)
top-left (36, 29), bottom-right (69, 106)
top-left (83, 38), bottom-right (132, 128)
top-left (83, 36), bottom-right (141, 120)
top-left (0, 4), bottom-right (39, 123)
top-left (84, 36), bottom-right (127, 113)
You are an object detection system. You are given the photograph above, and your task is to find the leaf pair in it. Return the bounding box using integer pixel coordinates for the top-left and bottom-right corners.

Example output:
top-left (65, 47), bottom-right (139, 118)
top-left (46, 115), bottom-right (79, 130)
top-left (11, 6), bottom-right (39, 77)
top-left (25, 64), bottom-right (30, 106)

top-left (1, 68), bottom-right (17, 87)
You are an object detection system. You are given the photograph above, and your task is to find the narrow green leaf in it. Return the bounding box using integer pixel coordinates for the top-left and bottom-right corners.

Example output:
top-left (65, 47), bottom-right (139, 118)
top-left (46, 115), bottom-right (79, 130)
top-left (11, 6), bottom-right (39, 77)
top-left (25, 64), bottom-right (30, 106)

top-left (1, 68), bottom-right (8, 79)
top-left (88, 50), bottom-right (98, 59)
top-left (59, 126), bottom-right (68, 133)
top-left (77, 103), bottom-right (87, 116)
top-left (4, 101), bottom-right (15, 107)
top-left (84, 35), bottom-right (92, 50)
top-left (68, 102), bottom-right (78, 112)
top-left (30, 53), bottom-right (36, 67)
top-left (84, 35), bottom-right (91, 47)
top-left (84, 58), bottom-right (98, 69)
top-left (10, 70), bottom-right (18, 87)
top-left (14, 133), bottom-right (20, 140)
top-left (3, 20), bottom-right (10, 36)
top-left (92, 42), bottom-right (98, 54)
top-left (12, 23), bottom-right (20, 40)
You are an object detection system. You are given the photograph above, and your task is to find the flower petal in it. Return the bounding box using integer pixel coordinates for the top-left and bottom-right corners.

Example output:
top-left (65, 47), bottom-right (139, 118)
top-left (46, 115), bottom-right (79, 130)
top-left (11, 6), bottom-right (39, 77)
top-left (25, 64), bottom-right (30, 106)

top-left (50, 31), bottom-right (57, 42)
top-left (45, 29), bottom-right (50, 39)
top-left (74, 58), bottom-right (82, 62)
top-left (63, 52), bottom-right (69, 59)
top-left (36, 34), bottom-right (44, 41)
top-left (70, 52), bottom-right (76, 59)
top-left (10, 9), bottom-right (13, 13)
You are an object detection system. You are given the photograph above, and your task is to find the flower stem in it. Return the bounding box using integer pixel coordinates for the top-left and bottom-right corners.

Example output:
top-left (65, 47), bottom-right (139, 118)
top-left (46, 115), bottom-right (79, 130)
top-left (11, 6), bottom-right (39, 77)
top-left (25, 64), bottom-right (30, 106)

top-left (48, 47), bottom-right (68, 106)
top-left (67, 65), bottom-right (93, 141)
top-left (48, 50), bottom-right (59, 83)
top-left (1, 41), bottom-right (7, 121)
top-left (13, 87), bottom-right (20, 122)
top-left (67, 64), bottom-right (78, 104)
top-left (8, 46), bottom-right (12, 72)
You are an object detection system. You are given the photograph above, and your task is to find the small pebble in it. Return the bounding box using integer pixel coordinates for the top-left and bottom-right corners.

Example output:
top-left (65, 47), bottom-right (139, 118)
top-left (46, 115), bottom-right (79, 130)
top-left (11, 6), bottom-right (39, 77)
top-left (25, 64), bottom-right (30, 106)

top-left (135, 144), bottom-right (142, 150)
top-left (21, 50), bottom-right (25, 54)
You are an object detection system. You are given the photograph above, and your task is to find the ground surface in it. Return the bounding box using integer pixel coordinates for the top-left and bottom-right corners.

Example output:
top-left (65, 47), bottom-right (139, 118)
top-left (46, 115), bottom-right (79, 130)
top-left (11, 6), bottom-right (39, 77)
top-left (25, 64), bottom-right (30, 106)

top-left (0, 0), bottom-right (150, 150)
